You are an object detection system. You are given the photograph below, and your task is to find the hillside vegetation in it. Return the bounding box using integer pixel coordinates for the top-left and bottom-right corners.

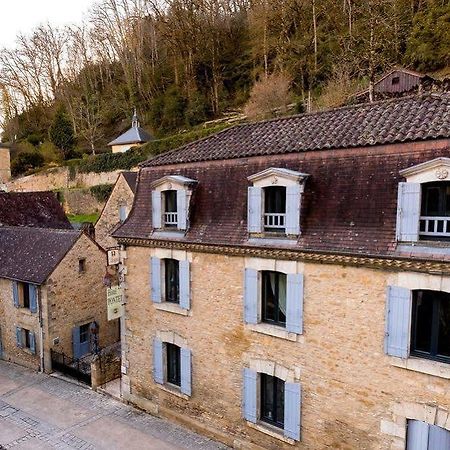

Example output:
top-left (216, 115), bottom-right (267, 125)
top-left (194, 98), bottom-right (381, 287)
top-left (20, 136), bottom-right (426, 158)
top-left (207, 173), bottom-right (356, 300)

top-left (0, 0), bottom-right (448, 175)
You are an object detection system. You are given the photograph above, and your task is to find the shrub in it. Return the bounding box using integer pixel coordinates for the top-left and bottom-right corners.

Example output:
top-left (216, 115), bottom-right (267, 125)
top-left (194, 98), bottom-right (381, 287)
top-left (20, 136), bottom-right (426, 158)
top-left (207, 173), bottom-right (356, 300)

top-left (11, 151), bottom-right (45, 176)
top-left (89, 184), bottom-right (114, 202)
top-left (49, 106), bottom-right (76, 159)
top-left (39, 141), bottom-right (62, 164)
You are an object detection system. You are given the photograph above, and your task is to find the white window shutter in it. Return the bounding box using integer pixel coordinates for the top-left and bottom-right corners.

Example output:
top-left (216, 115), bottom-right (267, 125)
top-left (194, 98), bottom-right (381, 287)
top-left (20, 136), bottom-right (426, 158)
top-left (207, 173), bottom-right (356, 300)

top-left (385, 286), bottom-right (411, 358)
top-left (284, 382), bottom-right (301, 441)
top-left (242, 368), bottom-right (257, 423)
top-left (244, 269), bottom-right (258, 324)
top-left (429, 423), bottom-right (450, 448)
top-left (12, 281), bottom-right (19, 308)
top-left (151, 257), bottom-right (161, 303)
top-left (119, 205), bottom-right (127, 222)
top-left (248, 187), bottom-right (262, 233)
top-left (396, 182), bottom-right (421, 242)
top-left (286, 185), bottom-right (301, 235)
top-left (152, 191), bottom-right (162, 229)
top-left (179, 260), bottom-right (190, 310)
top-left (180, 347), bottom-right (192, 396)
top-left (286, 273), bottom-right (304, 334)
top-left (177, 190), bottom-right (188, 230)
top-left (153, 337), bottom-right (164, 384)
top-left (407, 420), bottom-right (429, 450)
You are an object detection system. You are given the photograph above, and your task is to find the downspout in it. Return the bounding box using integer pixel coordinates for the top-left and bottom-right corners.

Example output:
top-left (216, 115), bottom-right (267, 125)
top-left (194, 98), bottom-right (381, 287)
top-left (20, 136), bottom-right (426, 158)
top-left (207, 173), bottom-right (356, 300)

top-left (38, 285), bottom-right (45, 373)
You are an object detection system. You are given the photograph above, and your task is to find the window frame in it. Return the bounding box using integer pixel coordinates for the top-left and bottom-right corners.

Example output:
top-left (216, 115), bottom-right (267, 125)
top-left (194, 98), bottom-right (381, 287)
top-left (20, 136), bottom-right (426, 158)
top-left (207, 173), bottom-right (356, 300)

top-left (261, 270), bottom-right (287, 328)
top-left (260, 373), bottom-right (285, 429)
top-left (166, 342), bottom-right (181, 387)
top-left (162, 190), bottom-right (178, 228)
top-left (263, 186), bottom-right (287, 233)
top-left (163, 258), bottom-right (180, 304)
top-left (78, 258), bottom-right (86, 274)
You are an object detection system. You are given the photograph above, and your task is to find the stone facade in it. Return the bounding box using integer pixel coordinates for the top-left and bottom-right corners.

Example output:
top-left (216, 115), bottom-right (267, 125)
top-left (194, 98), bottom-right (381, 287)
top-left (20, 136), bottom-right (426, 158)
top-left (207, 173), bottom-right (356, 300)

top-left (95, 173), bottom-right (136, 249)
top-left (0, 233), bottom-right (119, 372)
top-left (120, 245), bottom-right (450, 449)
top-left (0, 147), bottom-right (11, 184)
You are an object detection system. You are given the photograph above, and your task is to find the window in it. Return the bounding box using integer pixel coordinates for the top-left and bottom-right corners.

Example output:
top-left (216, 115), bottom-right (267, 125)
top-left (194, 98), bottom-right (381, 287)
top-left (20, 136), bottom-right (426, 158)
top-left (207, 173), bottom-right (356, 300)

top-left (260, 374), bottom-right (285, 429)
top-left (22, 284), bottom-right (30, 309)
top-left (78, 258), bottom-right (86, 273)
top-left (392, 76), bottom-right (400, 85)
top-left (73, 323), bottom-right (91, 359)
top-left (15, 327), bottom-right (36, 354)
top-left (407, 420), bottom-right (450, 449)
top-left (79, 323), bottom-right (90, 344)
top-left (411, 290), bottom-right (450, 363)
top-left (164, 259), bottom-right (180, 303)
top-left (163, 190), bottom-right (178, 227)
top-left (13, 281), bottom-right (37, 313)
top-left (264, 187), bottom-right (286, 232)
top-left (419, 182), bottom-right (450, 239)
top-left (262, 271), bottom-right (287, 327)
top-left (119, 205), bottom-right (128, 223)
top-left (166, 343), bottom-right (181, 386)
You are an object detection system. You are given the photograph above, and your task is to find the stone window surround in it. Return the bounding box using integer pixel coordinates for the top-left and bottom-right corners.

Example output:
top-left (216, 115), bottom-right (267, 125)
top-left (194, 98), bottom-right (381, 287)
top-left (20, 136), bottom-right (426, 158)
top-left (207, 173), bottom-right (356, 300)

top-left (151, 248), bottom-right (192, 316)
top-left (245, 358), bottom-right (298, 445)
top-left (155, 330), bottom-right (190, 400)
top-left (387, 271), bottom-right (450, 379)
top-left (381, 402), bottom-right (450, 449)
top-left (244, 257), bottom-right (304, 342)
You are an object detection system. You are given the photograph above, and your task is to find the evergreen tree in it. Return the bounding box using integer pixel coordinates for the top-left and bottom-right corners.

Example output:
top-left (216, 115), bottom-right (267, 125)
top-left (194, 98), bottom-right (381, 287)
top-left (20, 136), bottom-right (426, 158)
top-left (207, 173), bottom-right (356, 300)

top-left (49, 106), bottom-right (76, 159)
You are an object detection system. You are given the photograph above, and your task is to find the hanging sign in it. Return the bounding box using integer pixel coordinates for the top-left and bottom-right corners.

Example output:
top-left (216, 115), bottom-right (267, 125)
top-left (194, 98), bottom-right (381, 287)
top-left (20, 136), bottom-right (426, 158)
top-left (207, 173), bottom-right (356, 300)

top-left (107, 286), bottom-right (123, 321)
top-left (107, 248), bottom-right (120, 266)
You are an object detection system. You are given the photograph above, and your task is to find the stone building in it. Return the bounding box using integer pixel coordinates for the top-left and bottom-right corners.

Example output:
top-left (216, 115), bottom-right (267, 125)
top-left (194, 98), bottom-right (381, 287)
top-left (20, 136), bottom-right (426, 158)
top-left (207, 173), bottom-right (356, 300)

top-left (113, 94), bottom-right (450, 449)
top-left (95, 171), bottom-right (137, 249)
top-left (108, 110), bottom-right (153, 154)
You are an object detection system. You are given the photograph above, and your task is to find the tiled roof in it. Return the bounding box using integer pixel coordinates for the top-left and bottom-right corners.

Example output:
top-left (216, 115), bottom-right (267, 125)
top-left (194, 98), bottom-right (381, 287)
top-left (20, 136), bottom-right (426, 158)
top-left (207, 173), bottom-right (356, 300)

top-left (108, 126), bottom-right (153, 146)
top-left (0, 192), bottom-right (72, 229)
top-left (0, 227), bottom-right (81, 284)
top-left (121, 171), bottom-right (138, 194)
top-left (142, 94), bottom-right (450, 167)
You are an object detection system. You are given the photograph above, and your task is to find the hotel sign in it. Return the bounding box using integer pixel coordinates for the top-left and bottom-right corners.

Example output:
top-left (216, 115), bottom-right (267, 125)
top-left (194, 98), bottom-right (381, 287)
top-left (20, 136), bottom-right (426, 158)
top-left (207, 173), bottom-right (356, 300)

top-left (107, 286), bottom-right (123, 321)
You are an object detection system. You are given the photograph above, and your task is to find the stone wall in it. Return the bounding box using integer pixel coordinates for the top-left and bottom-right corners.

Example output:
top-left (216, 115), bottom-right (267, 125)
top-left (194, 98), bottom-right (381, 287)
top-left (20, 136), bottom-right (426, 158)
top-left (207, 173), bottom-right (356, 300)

top-left (0, 148), bottom-right (11, 183)
top-left (91, 348), bottom-right (121, 389)
top-left (121, 246), bottom-right (450, 449)
top-left (95, 174), bottom-right (135, 249)
top-left (62, 189), bottom-right (104, 215)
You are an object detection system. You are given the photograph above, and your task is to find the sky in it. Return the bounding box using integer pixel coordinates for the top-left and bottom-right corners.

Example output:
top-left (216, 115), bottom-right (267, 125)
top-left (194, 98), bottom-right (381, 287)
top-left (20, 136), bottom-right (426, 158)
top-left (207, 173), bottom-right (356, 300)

top-left (0, 0), bottom-right (96, 48)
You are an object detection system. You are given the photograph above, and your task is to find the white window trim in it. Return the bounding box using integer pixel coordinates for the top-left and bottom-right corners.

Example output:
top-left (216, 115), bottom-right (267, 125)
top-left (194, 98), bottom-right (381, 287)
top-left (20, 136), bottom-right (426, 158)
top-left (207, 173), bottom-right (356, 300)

top-left (154, 302), bottom-right (189, 316)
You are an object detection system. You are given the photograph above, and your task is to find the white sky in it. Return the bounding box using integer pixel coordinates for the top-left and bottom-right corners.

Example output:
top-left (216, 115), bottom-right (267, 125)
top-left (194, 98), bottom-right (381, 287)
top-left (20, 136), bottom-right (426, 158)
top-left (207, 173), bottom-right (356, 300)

top-left (0, 0), bottom-right (96, 48)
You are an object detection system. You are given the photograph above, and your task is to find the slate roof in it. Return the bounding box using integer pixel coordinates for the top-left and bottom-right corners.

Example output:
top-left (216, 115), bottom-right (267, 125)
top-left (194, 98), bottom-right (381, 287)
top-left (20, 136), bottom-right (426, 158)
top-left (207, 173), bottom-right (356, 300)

top-left (0, 227), bottom-right (81, 284)
top-left (0, 192), bottom-right (72, 229)
top-left (108, 126), bottom-right (153, 146)
top-left (121, 171), bottom-right (138, 194)
top-left (142, 94), bottom-right (450, 167)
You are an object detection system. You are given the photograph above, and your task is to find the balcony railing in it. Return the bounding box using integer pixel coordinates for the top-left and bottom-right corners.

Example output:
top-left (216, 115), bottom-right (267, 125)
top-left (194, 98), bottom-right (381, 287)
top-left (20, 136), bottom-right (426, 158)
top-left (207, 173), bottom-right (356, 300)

top-left (264, 213), bottom-right (286, 230)
top-left (164, 212), bottom-right (178, 226)
top-left (419, 216), bottom-right (450, 237)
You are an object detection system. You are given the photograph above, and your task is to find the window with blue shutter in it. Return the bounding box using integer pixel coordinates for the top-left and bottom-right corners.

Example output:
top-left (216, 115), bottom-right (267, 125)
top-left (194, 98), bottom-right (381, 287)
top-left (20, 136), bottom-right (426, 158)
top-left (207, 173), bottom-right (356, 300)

top-left (152, 191), bottom-right (162, 229)
top-left (429, 423), bottom-right (450, 448)
top-left (16, 327), bottom-right (23, 348)
top-left (12, 281), bottom-right (19, 308)
top-left (119, 205), bottom-right (127, 223)
top-left (286, 273), bottom-right (304, 334)
top-left (407, 420), bottom-right (429, 450)
top-left (151, 257), bottom-right (161, 303)
top-left (243, 368), bottom-right (257, 423)
top-left (248, 187), bottom-right (262, 233)
top-left (72, 326), bottom-right (81, 359)
top-left (29, 285), bottom-right (38, 313)
top-left (244, 269), bottom-right (258, 324)
top-left (284, 382), bottom-right (301, 441)
top-left (396, 182), bottom-right (421, 242)
top-left (153, 337), bottom-right (164, 384)
top-left (29, 332), bottom-right (36, 355)
top-left (285, 185), bottom-right (301, 235)
top-left (180, 347), bottom-right (192, 396)
top-left (179, 260), bottom-right (190, 310)
top-left (177, 190), bottom-right (187, 230)
top-left (385, 286), bottom-right (411, 358)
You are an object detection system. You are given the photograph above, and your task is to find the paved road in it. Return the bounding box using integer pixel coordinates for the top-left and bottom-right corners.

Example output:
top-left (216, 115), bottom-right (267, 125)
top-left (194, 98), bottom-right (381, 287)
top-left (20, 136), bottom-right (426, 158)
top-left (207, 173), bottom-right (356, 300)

top-left (0, 361), bottom-right (227, 450)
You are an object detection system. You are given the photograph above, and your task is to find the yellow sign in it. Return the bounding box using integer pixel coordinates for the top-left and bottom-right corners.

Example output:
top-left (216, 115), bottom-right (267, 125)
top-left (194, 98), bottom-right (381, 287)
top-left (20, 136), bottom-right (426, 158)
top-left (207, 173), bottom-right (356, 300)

top-left (107, 286), bottom-right (123, 321)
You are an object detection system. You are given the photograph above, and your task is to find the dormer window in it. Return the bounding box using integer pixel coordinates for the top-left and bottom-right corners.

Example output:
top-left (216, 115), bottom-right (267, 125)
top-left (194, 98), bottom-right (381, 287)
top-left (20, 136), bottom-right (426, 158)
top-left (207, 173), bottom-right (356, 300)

top-left (247, 167), bottom-right (309, 237)
top-left (419, 182), bottom-right (450, 239)
top-left (151, 175), bottom-right (197, 232)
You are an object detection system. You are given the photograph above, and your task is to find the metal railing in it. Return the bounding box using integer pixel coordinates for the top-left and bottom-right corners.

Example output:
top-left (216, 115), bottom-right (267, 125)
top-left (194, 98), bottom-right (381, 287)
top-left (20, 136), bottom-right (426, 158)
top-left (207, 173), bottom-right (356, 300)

top-left (164, 212), bottom-right (178, 226)
top-left (264, 213), bottom-right (286, 229)
top-left (419, 216), bottom-right (450, 237)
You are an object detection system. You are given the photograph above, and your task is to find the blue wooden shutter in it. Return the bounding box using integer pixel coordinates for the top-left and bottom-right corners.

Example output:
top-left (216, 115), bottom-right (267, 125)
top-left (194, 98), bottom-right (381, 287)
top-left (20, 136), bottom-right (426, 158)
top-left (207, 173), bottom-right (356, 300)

top-left (385, 286), bottom-right (411, 358)
top-left (406, 420), bottom-right (429, 450)
top-left (429, 423), bottom-right (450, 448)
top-left (248, 187), bottom-right (262, 233)
top-left (119, 205), bottom-right (127, 222)
top-left (284, 382), bottom-right (301, 441)
top-left (396, 182), bottom-right (421, 242)
top-left (180, 347), bottom-right (192, 396)
top-left (179, 260), bottom-right (190, 310)
top-left (12, 281), bottom-right (19, 308)
top-left (244, 269), bottom-right (258, 324)
top-left (151, 257), bottom-right (161, 303)
top-left (153, 337), bottom-right (164, 384)
top-left (243, 368), bottom-right (257, 423)
top-left (152, 191), bottom-right (162, 229)
top-left (286, 273), bottom-right (304, 334)
top-left (72, 326), bottom-right (81, 359)
top-left (177, 190), bottom-right (187, 230)
top-left (286, 185), bottom-right (301, 235)
top-left (29, 332), bottom-right (36, 355)
top-left (29, 285), bottom-right (38, 313)
top-left (16, 327), bottom-right (23, 348)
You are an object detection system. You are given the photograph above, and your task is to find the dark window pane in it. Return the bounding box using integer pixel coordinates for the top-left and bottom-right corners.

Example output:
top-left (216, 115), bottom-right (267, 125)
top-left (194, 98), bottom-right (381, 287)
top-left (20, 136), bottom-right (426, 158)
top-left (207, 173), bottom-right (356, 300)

top-left (80, 324), bottom-right (90, 344)
top-left (22, 283), bottom-right (30, 309)
top-left (438, 296), bottom-right (450, 358)
top-left (413, 291), bottom-right (433, 354)
top-left (276, 377), bottom-right (285, 425)
top-left (260, 374), bottom-right (284, 428)
top-left (264, 187), bottom-right (286, 214)
top-left (422, 182), bottom-right (450, 217)
top-left (24, 330), bottom-right (30, 349)
top-left (165, 190), bottom-right (177, 213)
top-left (424, 186), bottom-right (440, 216)
top-left (262, 271), bottom-right (286, 326)
top-left (166, 343), bottom-right (181, 386)
top-left (165, 259), bottom-right (180, 303)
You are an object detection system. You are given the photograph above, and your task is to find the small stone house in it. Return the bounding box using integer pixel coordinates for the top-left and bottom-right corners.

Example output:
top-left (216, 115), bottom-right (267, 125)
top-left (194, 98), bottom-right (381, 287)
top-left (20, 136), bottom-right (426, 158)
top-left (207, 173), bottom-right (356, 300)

top-left (0, 226), bottom-right (119, 372)
top-left (95, 171), bottom-right (137, 249)
top-left (113, 93), bottom-right (450, 449)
